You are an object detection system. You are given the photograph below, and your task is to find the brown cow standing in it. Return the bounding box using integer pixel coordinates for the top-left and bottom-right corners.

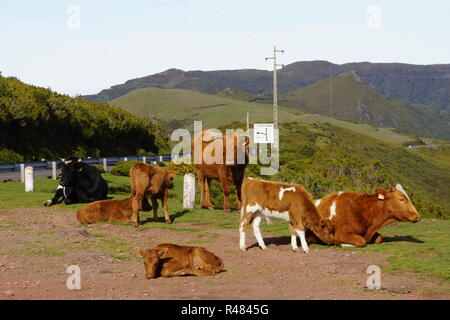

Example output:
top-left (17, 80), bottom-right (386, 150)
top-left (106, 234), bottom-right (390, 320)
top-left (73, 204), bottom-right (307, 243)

top-left (239, 178), bottom-right (335, 253)
top-left (130, 163), bottom-right (176, 227)
top-left (135, 243), bottom-right (224, 279)
top-left (308, 184), bottom-right (421, 247)
top-left (76, 196), bottom-right (151, 225)
top-left (192, 130), bottom-right (248, 212)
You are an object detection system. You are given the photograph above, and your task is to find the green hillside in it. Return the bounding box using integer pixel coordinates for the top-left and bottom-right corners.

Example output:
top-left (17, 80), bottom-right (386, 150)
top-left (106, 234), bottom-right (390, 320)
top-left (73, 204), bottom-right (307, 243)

top-left (280, 72), bottom-right (450, 140)
top-left (109, 87), bottom-right (305, 128)
top-left (0, 74), bottom-right (168, 162)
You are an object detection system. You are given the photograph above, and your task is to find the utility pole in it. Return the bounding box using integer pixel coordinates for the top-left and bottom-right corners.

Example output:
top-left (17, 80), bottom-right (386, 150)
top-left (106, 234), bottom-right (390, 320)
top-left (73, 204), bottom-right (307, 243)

top-left (266, 46), bottom-right (284, 129)
top-left (246, 112), bottom-right (249, 131)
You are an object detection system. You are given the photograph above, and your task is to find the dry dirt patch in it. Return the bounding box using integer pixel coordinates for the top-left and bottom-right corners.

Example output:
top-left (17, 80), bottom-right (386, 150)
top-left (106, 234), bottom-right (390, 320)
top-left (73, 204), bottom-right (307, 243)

top-left (0, 207), bottom-right (448, 300)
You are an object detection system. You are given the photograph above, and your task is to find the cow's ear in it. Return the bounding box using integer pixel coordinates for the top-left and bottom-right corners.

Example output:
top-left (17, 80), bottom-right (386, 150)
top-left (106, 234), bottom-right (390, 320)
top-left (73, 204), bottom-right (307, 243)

top-left (134, 247), bottom-right (144, 258)
top-left (157, 247), bottom-right (169, 259)
top-left (375, 188), bottom-right (386, 200)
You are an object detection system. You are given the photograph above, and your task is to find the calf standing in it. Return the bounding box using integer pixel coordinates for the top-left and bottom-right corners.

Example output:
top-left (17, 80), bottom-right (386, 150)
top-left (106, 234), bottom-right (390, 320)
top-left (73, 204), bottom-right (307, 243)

top-left (130, 163), bottom-right (176, 227)
top-left (76, 196), bottom-right (151, 225)
top-left (135, 243), bottom-right (224, 279)
top-left (239, 178), bottom-right (334, 253)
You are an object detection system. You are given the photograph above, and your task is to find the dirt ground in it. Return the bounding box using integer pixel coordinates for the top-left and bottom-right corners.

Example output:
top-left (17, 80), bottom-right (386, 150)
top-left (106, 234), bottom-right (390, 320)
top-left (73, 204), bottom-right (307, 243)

top-left (0, 207), bottom-right (448, 300)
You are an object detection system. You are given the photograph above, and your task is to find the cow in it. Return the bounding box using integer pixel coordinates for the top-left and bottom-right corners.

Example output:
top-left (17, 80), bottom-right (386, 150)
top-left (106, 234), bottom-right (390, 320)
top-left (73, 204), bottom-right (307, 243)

top-left (44, 158), bottom-right (108, 206)
top-left (192, 129), bottom-right (248, 212)
top-left (135, 243), bottom-right (224, 279)
top-left (130, 163), bottom-right (176, 227)
top-left (76, 196), bottom-right (152, 225)
top-left (307, 183), bottom-right (421, 247)
top-left (239, 177), bottom-right (335, 253)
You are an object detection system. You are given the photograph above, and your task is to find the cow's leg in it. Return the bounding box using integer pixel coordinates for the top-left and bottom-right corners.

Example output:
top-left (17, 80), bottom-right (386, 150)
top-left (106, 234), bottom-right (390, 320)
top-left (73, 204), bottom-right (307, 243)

top-left (196, 170), bottom-right (211, 209)
top-left (204, 177), bottom-right (213, 209)
top-left (336, 232), bottom-right (367, 247)
top-left (239, 209), bottom-right (253, 251)
top-left (151, 197), bottom-right (159, 222)
top-left (44, 185), bottom-right (64, 206)
top-left (289, 225), bottom-right (300, 252)
top-left (231, 169), bottom-right (244, 211)
top-left (369, 232), bottom-right (383, 244)
top-left (162, 189), bottom-right (171, 224)
top-left (252, 214), bottom-right (267, 250)
top-left (218, 168), bottom-right (231, 212)
top-left (131, 194), bottom-right (143, 228)
top-left (290, 214), bottom-right (309, 253)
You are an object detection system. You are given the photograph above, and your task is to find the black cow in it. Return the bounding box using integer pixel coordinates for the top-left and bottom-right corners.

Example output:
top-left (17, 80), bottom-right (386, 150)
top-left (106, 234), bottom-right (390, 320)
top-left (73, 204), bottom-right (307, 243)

top-left (44, 158), bottom-right (108, 206)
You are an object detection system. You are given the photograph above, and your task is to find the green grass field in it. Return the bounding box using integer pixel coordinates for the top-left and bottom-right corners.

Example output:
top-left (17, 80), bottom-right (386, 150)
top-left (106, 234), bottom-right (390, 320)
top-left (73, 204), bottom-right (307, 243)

top-left (0, 174), bottom-right (449, 282)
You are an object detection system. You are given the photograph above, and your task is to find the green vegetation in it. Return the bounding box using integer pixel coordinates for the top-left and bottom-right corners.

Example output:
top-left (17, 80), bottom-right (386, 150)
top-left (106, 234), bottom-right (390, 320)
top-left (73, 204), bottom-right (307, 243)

top-left (279, 73), bottom-right (450, 139)
top-left (109, 160), bottom-right (142, 177)
top-left (0, 74), bottom-right (169, 161)
top-left (109, 87), bottom-right (303, 129)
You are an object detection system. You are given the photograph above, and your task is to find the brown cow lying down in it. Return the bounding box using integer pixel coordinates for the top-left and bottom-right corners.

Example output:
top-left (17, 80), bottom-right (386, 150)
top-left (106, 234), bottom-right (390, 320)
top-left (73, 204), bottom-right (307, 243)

top-left (76, 196), bottom-right (151, 224)
top-left (130, 163), bottom-right (176, 227)
top-left (135, 243), bottom-right (224, 279)
top-left (307, 183), bottom-right (421, 247)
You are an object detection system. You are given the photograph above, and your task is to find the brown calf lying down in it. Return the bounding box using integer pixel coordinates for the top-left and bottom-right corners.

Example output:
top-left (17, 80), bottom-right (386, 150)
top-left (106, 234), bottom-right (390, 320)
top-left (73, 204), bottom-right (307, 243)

top-left (239, 177), bottom-right (334, 253)
top-left (130, 163), bottom-right (176, 227)
top-left (307, 184), bottom-right (421, 247)
top-left (76, 196), bottom-right (151, 224)
top-left (135, 243), bottom-right (224, 279)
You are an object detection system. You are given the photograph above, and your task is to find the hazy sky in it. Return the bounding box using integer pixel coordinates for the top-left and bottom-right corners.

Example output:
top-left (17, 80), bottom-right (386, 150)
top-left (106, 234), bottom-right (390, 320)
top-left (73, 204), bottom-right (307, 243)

top-left (1, 0), bottom-right (449, 96)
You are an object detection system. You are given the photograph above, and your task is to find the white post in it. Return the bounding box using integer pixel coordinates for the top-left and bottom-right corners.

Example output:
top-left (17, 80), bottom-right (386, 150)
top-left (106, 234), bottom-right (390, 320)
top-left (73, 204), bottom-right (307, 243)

top-left (159, 156), bottom-right (163, 162)
top-left (103, 158), bottom-right (107, 172)
top-left (52, 161), bottom-right (57, 180)
top-left (25, 166), bottom-right (34, 192)
top-left (20, 163), bottom-right (25, 183)
top-left (124, 157), bottom-right (128, 162)
top-left (142, 156), bottom-right (146, 164)
top-left (183, 174), bottom-right (196, 209)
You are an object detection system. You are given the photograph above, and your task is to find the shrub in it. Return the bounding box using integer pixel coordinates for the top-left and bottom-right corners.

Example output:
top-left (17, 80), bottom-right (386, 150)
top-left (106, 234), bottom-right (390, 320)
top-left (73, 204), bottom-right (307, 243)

top-left (91, 164), bottom-right (106, 173)
top-left (110, 160), bottom-right (142, 177)
top-left (167, 156), bottom-right (195, 174)
top-left (0, 148), bottom-right (24, 163)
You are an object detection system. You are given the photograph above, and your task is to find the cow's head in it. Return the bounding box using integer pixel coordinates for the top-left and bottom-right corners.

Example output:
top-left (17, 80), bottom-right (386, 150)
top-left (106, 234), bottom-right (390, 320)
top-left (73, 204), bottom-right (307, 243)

top-left (135, 247), bottom-right (169, 279)
top-left (375, 184), bottom-right (420, 223)
top-left (165, 170), bottom-right (177, 189)
top-left (319, 218), bottom-right (335, 244)
top-left (59, 159), bottom-right (87, 187)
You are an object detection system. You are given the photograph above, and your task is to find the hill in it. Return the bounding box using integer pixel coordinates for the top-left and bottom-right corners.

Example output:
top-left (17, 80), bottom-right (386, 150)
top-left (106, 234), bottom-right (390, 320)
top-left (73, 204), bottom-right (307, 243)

top-left (109, 87), bottom-right (305, 129)
top-left (83, 61), bottom-right (450, 112)
top-left (109, 86), bottom-right (448, 145)
top-left (279, 72), bottom-right (450, 139)
top-left (0, 74), bottom-right (168, 162)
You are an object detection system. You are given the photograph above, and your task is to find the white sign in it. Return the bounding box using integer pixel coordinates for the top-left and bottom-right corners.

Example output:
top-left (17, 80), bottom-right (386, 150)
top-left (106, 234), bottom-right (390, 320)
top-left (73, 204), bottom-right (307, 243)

top-left (254, 124), bottom-right (274, 144)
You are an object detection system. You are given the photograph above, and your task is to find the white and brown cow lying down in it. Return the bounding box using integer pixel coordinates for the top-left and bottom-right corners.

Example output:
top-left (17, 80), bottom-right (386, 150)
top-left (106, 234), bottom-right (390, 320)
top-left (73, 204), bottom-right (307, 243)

top-left (135, 244), bottom-right (224, 279)
top-left (239, 178), bottom-right (335, 253)
top-left (306, 184), bottom-right (421, 247)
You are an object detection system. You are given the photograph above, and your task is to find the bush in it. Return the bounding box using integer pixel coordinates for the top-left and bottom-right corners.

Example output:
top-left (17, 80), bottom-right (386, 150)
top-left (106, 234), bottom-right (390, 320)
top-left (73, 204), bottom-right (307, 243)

top-left (167, 156), bottom-right (195, 174)
top-left (110, 160), bottom-right (142, 177)
top-left (0, 148), bottom-right (24, 163)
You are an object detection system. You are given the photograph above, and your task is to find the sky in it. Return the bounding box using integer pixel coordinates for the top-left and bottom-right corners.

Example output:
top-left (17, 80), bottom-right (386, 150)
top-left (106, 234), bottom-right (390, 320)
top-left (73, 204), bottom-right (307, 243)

top-left (0, 0), bottom-right (449, 96)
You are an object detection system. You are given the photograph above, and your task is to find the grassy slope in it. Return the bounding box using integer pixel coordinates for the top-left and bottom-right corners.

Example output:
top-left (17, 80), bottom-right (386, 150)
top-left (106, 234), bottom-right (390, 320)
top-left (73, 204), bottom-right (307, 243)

top-left (109, 87), bottom-right (421, 146)
top-left (109, 87), bottom-right (305, 128)
top-left (279, 73), bottom-right (450, 139)
top-left (0, 174), bottom-right (448, 282)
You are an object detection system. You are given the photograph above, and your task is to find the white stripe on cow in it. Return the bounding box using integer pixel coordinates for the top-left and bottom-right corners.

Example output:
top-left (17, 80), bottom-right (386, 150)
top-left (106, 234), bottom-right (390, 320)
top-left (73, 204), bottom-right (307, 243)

top-left (329, 201), bottom-right (337, 220)
top-left (395, 184), bottom-right (410, 201)
top-left (278, 187), bottom-right (296, 200)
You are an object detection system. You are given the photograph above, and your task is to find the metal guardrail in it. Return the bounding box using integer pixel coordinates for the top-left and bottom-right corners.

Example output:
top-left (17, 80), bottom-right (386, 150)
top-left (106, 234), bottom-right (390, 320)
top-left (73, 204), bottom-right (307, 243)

top-left (0, 154), bottom-right (176, 173)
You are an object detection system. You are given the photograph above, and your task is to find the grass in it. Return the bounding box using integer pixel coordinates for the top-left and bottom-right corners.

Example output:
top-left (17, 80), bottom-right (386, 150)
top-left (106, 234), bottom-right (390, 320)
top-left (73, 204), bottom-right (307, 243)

top-left (0, 174), bottom-right (449, 282)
